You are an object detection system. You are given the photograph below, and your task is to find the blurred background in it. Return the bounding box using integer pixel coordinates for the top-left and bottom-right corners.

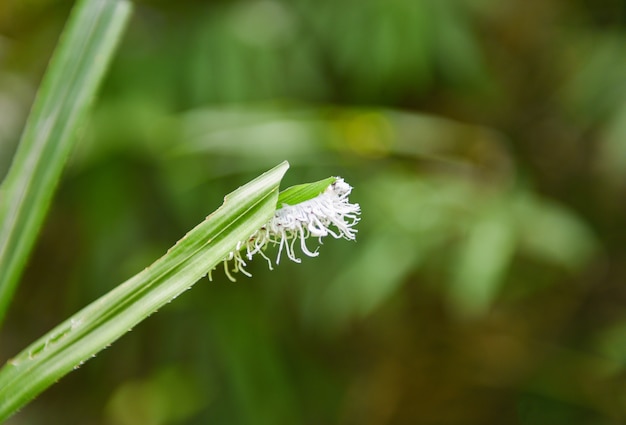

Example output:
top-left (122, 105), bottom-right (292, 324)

top-left (1, 0), bottom-right (626, 423)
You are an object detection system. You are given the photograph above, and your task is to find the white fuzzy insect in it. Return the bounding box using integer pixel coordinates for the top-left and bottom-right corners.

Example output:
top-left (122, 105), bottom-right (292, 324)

top-left (211, 178), bottom-right (361, 281)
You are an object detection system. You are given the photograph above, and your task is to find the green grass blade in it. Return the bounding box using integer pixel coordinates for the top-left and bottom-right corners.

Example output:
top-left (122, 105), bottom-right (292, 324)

top-left (0, 0), bottom-right (133, 326)
top-left (277, 176), bottom-right (337, 206)
top-left (0, 161), bottom-right (289, 422)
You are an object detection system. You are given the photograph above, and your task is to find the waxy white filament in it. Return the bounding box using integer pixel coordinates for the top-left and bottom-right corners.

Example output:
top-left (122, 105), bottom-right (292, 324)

top-left (211, 178), bottom-right (361, 281)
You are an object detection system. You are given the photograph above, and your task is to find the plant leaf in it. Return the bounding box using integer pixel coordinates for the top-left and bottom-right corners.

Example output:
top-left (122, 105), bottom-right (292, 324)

top-left (277, 176), bottom-right (336, 206)
top-left (0, 161), bottom-right (289, 423)
top-left (0, 0), bottom-right (133, 326)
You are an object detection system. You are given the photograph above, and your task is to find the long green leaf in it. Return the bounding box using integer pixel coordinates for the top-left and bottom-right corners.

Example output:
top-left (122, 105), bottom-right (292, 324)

top-left (0, 161), bottom-right (289, 423)
top-left (0, 0), bottom-right (133, 326)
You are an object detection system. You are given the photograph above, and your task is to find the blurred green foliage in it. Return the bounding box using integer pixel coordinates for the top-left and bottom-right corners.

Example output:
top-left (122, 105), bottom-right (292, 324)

top-left (1, 0), bottom-right (625, 424)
